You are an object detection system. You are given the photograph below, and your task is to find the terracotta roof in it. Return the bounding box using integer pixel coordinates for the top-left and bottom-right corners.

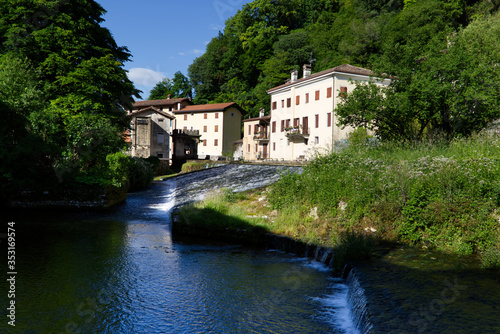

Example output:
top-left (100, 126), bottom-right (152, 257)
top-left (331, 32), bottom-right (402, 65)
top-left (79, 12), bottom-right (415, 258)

top-left (267, 64), bottom-right (375, 93)
top-left (243, 115), bottom-right (271, 122)
top-left (129, 106), bottom-right (175, 119)
top-left (174, 102), bottom-right (245, 114)
top-left (132, 98), bottom-right (192, 109)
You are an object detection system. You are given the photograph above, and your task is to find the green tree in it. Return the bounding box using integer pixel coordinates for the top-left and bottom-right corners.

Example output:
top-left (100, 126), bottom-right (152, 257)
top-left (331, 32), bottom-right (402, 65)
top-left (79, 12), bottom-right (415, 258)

top-left (149, 72), bottom-right (192, 100)
top-left (0, 0), bottom-right (140, 190)
top-left (337, 13), bottom-right (500, 141)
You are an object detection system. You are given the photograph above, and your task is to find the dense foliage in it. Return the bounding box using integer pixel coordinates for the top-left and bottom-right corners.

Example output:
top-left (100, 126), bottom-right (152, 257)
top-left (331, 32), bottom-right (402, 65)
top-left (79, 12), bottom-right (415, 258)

top-left (267, 134), bottom-right (500, 268)
top-left (148, 71), bottom-right (193, 100)
top-left (185, 0), bottom-right (499, 119)
top-left (337, 11), bottom-right (500, 140)
top-left (0, 0), bottom-right (140, 199)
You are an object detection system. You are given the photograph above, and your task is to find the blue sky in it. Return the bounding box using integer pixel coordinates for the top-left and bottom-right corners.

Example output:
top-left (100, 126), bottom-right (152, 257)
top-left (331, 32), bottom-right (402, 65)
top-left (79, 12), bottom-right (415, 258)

top-left (98, 0), bottom-right (253, 100)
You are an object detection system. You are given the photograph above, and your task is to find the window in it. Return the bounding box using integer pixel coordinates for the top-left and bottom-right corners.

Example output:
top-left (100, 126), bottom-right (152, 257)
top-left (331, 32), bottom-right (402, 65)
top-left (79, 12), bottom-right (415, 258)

top-left (296, 95), bottom-right (300, 105)
top-left (183, 114), bottom-right (187, 121)
top-left (315, 136), bottom-right (319, 144)
top-left (272, 121), bottom-right (276, 133)
top-left (231, 112), bottom-right (234, 117)
top-left (215, 125), bottom-right (219, 132)
top-left (273, 142), bottom-right (276, 151)
top-left (327, 87), bottom-right (332, 98)
top-left (254, 124), bottom-right (259, 133)
top-left (285, 119), bottom-right (290, 128)
top-left (215, 112), bottom-right (219, 119)
top-left (203, 140), bottom-right (207, 146)
top-left (281, 100), bottom-right (284, 108)
top-left (305, 93), bottom-right (309, 104)
top-left (340, 86), bottom-right (347, 98)
top-left (255, 143), bottom-right (258, 152)
top-left (272, 101), bottom-right (277, 110)
top-left (204, 113), bottom-right (207, 119)
top-left (158, 118), bottom-right (164, 122)
top-left (203, 125), bottom-right (207, 132)
top-left (214, 139), bottom-right (218, 146)
top-left (327, 113), bottom-right (332, 127)
top-left (248, 125), bottom-right (251, 135)
top-left (302, 117), bottom-right (308, 134)
top-left (157, 132), bottom-right (164, 144)
top-left (183, 126), bottom-right (187, 131)
top-left (294, 118), bottom-right (299, 127)
top-left (315, 90), bottom-right (320, 101)
top-left (315, 114), bottom-right (319, 128)
top-left (157, 153), bottom-right (164, 158)
top-left (281, 120), bottom-right (285, 132)
top-left (287, 98), bottom-right (291, 108)
top-left (247, 144), bottom-right (250, 152)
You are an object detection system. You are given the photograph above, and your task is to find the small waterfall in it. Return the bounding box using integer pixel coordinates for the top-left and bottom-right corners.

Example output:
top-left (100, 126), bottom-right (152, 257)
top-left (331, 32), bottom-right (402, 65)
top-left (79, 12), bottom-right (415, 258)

top-left (320, 248), bottom-right (333, 267)
top-left (346, 269), bottom-right (373, 334)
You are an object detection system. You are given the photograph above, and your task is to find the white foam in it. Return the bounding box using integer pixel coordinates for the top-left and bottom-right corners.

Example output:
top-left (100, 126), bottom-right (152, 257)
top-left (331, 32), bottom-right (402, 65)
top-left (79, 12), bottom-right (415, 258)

top-left (312, 282), bottom-right (360, 334)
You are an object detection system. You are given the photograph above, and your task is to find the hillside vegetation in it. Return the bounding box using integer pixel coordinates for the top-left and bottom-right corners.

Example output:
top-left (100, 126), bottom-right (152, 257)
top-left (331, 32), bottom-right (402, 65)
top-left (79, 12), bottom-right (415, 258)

top-left (186, 0), bottom-right (500, 120)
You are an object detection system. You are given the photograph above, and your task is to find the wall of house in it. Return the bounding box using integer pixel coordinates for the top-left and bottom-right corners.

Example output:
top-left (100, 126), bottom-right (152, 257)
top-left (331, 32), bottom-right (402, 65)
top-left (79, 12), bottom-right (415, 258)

top-left (243, 119), bottom-right (270, 161)
top-left (131, 111), bottom-right (172, 160)
top-left (222, 107), bottom-right (243, 157)
top-left (243, 119), bottom-right (258, 161)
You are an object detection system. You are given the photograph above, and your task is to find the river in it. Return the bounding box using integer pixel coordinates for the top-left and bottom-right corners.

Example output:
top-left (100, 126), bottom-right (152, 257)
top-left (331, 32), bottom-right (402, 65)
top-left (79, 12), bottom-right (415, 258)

top-left (1, 164), bottom-right (360, 334)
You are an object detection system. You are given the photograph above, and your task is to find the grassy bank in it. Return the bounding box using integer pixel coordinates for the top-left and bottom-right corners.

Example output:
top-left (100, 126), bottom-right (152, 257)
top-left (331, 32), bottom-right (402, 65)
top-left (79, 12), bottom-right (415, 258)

top-left (177, 134), bottom-right (500, 270)
top-left (267, 134), bottom-right (500, 269)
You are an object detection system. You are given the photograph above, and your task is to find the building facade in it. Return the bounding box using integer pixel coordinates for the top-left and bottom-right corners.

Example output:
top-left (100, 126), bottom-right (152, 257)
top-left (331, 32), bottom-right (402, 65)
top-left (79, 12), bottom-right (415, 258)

top-left (173, 103), bottom-right (244, 159)
top-left (128, 106), bottom-right (175, 159)
top-left (242, 112), bottom-right (271, 161)
top-left (267, 64), bottom-right (390, 161)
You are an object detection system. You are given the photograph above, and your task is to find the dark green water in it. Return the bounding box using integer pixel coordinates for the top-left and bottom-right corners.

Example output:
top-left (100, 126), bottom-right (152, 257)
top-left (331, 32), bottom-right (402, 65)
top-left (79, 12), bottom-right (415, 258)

top-left (0, 165), bottom-right (359, 333)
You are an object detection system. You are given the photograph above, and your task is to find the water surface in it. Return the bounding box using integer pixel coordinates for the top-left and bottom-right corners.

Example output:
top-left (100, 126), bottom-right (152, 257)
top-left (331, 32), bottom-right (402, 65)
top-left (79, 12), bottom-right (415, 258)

top-left (1, 165), bottom-right (359, 333)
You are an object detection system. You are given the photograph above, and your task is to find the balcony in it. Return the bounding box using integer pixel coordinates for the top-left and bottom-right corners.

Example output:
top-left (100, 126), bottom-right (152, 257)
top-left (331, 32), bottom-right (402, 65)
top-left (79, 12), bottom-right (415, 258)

top-left (253, 131), bottom-right (269, 142)
top-left (285, 125), bottom-right (310, 141)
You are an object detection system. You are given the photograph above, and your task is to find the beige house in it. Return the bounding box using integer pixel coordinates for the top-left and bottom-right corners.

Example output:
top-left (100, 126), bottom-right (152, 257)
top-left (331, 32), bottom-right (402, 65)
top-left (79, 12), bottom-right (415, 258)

top-left (267, 64), bottom-right (390, 161)
top-left (242, 111), bottom-right (271, 161)
top-left (173, 102), bottom-right (244, 159)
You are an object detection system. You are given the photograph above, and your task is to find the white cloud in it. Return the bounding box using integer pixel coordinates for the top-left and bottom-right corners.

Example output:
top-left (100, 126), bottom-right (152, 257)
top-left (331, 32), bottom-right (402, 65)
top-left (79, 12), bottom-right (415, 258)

top-left (127, 68), bottom-right (166, 87)
top-left (192, 49), bottom-right (204, 55)
top-left (178, 52), bottom-right (185, 56)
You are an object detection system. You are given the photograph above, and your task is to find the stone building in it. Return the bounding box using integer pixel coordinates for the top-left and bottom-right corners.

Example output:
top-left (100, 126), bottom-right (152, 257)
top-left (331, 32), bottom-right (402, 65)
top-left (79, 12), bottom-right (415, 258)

top-left (128, 106), bottom-right (175, 159)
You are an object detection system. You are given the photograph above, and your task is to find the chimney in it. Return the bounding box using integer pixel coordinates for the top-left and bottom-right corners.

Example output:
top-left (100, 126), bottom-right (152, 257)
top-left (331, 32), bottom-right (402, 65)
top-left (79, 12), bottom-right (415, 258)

top-left (177, 102), bottom-right (181, 110)
top-left (167, 94), bottom-right (171, 99)
top-left (303, 64), bottom-right (311, 78)
top-left (291, 69), bottom-right (298, 83)
top-left (259, 108), bottom-right (265, 118)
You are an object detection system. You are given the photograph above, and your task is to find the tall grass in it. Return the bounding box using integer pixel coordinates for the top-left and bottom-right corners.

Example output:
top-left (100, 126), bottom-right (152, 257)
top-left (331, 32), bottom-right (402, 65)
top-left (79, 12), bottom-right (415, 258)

top-left (267, 134), bottom-right (500, 268)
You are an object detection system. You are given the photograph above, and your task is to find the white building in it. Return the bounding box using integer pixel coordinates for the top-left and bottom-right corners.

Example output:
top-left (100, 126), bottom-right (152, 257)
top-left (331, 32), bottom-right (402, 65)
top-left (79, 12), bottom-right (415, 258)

top-left (173, 102), bottom-right (244, 159)
top-left (267, 64), bottom-right (390, 161)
